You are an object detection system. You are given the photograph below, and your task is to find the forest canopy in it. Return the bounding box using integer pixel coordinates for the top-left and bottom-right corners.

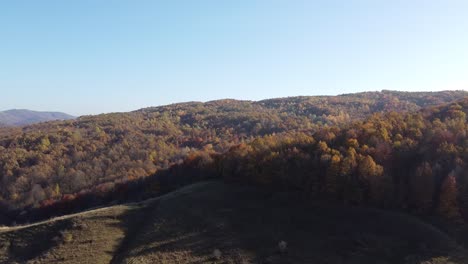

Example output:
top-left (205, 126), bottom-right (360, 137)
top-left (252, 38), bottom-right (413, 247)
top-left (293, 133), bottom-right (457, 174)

top-left (0, 90), bottom-right (467, 224)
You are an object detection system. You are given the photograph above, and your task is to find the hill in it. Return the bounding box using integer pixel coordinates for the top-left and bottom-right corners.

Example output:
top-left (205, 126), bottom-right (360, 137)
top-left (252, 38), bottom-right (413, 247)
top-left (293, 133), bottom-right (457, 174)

top-left (0, 90), bottom-right (466, 216)
top-left (1, 181), bottom-right (467, 264)
top-left (0, 109), bottom-right (75, 127)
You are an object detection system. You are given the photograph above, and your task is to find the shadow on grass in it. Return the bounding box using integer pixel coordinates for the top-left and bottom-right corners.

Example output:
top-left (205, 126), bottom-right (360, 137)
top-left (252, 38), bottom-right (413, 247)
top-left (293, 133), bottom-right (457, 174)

top-left (108, 182), bottom-right (467, 264)
top-left (0, 219), bottom-right (73, 263)
top-left (108, 202), bottom-right (159, 264)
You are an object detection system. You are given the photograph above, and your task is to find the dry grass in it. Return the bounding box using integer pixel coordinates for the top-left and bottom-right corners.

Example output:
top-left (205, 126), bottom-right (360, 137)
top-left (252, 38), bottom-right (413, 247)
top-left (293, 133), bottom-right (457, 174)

top-left (114, 182), bottom-right (468, 264)
top-left (0, 181), bottom-right (467, 264)
top-left (0, 205), bottom-right (142, 264)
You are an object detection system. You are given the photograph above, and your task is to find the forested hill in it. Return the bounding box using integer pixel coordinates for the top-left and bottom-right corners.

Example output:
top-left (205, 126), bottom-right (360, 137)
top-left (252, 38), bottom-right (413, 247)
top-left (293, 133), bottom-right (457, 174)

top-left (0, 90), bottom-right (466, 223)
top-left (140, 90), bottom-right (468, 126)
top-left (256, 90), bottom-right (468, 120)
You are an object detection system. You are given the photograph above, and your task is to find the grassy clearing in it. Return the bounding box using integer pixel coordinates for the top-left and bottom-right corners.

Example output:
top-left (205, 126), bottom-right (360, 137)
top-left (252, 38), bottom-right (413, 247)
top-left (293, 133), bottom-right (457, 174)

top-left (0, 205), bottom-right (144, 264)
top-left (116, 182), bottom-right (467, 264)
top-left (0, 181), bottom-right (467, 264)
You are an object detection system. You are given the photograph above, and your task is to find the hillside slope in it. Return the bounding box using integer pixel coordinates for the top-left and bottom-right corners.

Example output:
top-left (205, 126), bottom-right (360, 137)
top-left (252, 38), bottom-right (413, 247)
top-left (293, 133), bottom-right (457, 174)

top-left (0, 109), bottom-right (75, 126)
top-left (1, 181), bottom-right (466, 264)
top-left (0, 90), bottom-right (466, 213)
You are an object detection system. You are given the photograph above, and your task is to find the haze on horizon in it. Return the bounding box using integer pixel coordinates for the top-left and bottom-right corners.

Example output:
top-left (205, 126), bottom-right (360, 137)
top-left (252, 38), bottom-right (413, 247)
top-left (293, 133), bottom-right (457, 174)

top-left (1, 1), bottom-right (467, 116)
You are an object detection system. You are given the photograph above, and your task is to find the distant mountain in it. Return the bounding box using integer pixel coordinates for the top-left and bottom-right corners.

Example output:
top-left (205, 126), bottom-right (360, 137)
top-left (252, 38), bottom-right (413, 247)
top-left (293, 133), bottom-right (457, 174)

top-left (0, 109), bottom-right (75, 126)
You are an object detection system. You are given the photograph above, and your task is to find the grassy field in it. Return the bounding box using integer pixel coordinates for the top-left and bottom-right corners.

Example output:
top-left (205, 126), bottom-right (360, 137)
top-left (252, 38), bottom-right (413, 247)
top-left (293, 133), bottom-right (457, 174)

top-left (0, 204), bottom-right (143, 264)
top-left (0, 181), bottom-right (467, 264)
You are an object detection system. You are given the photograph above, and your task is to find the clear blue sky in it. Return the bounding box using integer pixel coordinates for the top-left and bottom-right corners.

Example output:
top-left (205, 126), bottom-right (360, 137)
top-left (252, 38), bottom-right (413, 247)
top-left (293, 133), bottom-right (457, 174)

top-left (1, 1), bottom-right (467, 116)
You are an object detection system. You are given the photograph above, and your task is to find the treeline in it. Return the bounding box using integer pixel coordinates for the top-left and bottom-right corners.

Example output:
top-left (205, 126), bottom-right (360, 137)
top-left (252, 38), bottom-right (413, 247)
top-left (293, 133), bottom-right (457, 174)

top-left (0, 91), bottom-right (466, 222)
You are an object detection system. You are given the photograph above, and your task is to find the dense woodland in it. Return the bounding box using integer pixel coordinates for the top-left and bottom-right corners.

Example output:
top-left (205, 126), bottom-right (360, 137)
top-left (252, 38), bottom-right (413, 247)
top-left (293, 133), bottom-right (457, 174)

top-left (0, 90), bottom-right (467, 224)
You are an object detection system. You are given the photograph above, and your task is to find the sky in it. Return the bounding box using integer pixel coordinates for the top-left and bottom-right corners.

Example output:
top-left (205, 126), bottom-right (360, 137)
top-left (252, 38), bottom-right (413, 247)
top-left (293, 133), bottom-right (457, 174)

top-left (1, 1), bottom-right (467, 116)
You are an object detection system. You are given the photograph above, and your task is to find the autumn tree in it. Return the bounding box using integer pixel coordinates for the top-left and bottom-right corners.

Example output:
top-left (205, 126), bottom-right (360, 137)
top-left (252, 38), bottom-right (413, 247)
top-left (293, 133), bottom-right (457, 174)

top-left (437, 172), bottom-right (460, 219)
top-left (358, 155), bottom-right (384, 204)
top-left (408, 162), bottom-right (434, 212)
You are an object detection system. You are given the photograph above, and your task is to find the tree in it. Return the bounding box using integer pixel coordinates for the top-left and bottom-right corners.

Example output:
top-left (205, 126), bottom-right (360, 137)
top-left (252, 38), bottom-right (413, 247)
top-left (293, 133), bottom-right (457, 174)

top-left (408, 162), bottom-right (434, 212)
top-left (358, 155), bottom-right (384, 204)
top-left (340, 147), bottom-right (358, 177)
top-left (437, 172), bottom-right (460, 219)
top-left (54, 183), bottom-right (61, 198)
top-left (346, 138), bottom-right (359, 149)
top-left (325, 154), bottom-right (341, 197)
top-left (358, 155), bottom-right (382, 179)
top-left (30, 184), bottom-right (46, 207)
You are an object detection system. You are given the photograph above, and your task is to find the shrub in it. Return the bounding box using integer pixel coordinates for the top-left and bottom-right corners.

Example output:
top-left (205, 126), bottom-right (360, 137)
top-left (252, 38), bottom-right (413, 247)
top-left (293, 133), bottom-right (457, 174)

top-left (278, 240), bottom-right (287, 254)
top-left (61, 231), bottom-right (73, 243)
top-left (213, 249), bottom-right (222, 260)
